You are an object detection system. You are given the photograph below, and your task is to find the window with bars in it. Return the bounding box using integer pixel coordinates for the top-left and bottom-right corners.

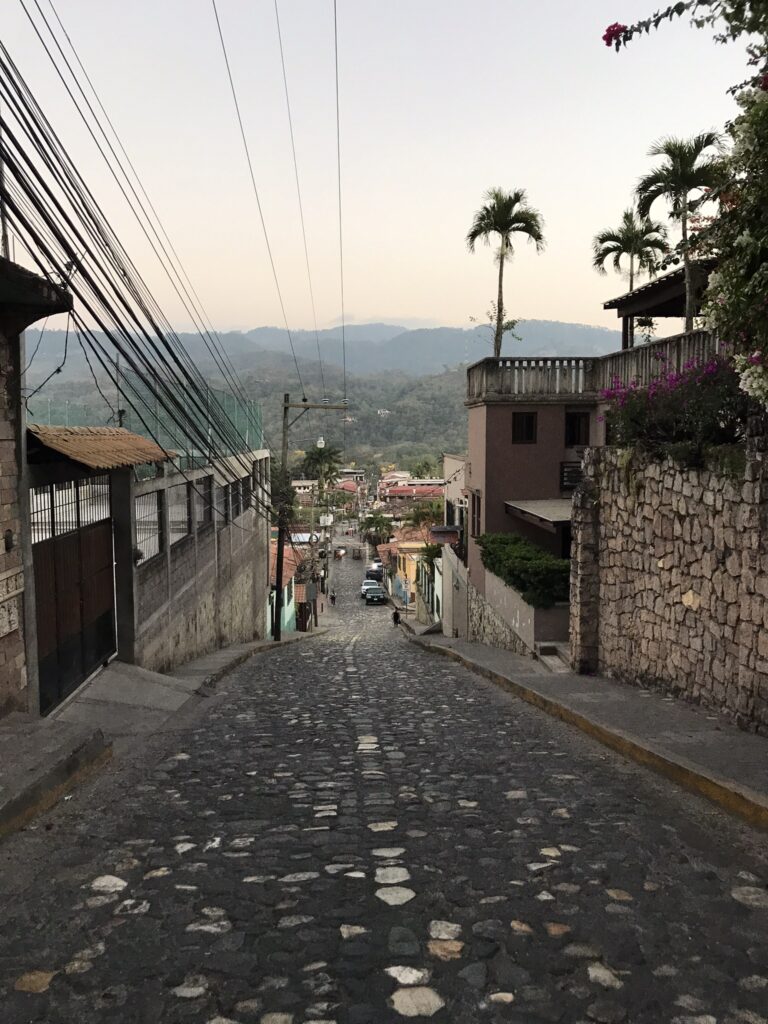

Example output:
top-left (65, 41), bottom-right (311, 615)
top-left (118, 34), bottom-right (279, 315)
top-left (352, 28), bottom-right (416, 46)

top-left (241, 475), bottom-right (252, 516)
top-left (168, 483), bottom-right (191, 546)
top-left (135, 490), bottom-right (164, 564)
top-left (231, 479), bottom-right (243, 520)
top-left (30, 476), bottom-right (111, 544)
top-left (196, 476), bottom-right (214, 531)
top-left (216, 484), bottom-right (230, 528)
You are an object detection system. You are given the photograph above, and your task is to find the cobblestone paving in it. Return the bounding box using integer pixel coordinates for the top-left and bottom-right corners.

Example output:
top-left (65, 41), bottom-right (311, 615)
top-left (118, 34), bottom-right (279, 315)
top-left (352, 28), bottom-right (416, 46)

top-left (2, 557), bottom-right (768, 1024)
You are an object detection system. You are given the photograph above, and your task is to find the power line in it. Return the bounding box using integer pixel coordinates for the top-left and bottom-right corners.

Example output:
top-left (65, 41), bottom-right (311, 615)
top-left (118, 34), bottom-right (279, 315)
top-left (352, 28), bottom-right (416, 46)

top-left (274, 0), bottom-right (326, 401)
top-left (0, 46), bottom-right (273, 516)
top-left (333, 0), bottom-right (346, 402)
top-left (21, 0), bottom-right (270, 457)
top-left (210, 0), bottom-right (306, 400)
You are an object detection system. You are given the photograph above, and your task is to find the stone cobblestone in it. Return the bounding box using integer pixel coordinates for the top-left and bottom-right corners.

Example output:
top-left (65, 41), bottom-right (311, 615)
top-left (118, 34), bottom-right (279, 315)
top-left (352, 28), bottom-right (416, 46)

top-left (0, 556), bottom-right (767, 1023)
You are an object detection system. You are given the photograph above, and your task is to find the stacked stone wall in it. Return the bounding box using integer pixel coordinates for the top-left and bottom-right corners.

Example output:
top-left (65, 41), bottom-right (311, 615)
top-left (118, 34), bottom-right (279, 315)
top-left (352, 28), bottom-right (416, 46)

top-left (467, 577), bottom-right (529, 656)
top-left (570, 442), bottom-right (768, 734)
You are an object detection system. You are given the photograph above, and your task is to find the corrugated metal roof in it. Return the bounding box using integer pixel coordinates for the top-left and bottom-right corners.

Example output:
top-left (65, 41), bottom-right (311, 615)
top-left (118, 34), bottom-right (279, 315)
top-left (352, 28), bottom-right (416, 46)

top-left (28, 425), bottom-right (171, 469)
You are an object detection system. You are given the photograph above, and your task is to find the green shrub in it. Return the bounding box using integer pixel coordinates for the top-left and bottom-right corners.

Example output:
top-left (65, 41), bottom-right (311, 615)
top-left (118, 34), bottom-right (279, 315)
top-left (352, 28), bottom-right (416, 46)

top-left (476, 533), bottom-right (570, 609)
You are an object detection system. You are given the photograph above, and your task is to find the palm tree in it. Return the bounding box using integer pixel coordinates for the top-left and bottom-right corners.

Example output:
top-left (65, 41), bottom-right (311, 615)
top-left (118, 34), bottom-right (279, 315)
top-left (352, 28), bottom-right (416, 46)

top-left (301, 444), bottom-right (342, 501)
top-left (592, 208), bottom-right (668, 346)
top-left (467, 188), bottom-right (544, 359)
top-left (636, 132), bottom-right (722, 331)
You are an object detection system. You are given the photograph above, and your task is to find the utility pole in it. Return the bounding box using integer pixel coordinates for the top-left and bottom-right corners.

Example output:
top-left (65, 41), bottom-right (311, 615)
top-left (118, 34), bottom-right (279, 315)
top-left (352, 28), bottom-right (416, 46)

top-left (0, 100), bottom-right (10, 260)
top-left (273, 393), bottom-right (348, 641)
top-left (273, 393), bottom-right (291, 642)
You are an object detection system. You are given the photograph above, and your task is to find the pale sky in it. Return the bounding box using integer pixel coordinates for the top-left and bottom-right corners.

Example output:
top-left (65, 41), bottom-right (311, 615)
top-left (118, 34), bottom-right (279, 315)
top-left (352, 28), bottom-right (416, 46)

top-left (4, 0), bottom-right (747, 335)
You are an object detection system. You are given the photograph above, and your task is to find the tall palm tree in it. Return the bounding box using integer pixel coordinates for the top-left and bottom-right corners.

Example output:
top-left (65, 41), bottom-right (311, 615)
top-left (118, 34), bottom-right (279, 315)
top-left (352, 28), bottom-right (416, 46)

top-left (301, 444), bottom-right (342, 501)
top-left (636, 132), bottom-right (722, 331)
top-left (467, 188), bottom-right (544, 359)
top-left (592, 208), bottom-right (668, 346)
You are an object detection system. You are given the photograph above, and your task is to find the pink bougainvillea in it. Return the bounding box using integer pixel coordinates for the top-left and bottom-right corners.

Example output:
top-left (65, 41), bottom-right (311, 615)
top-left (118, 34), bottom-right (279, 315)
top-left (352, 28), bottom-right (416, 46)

top-left (602, 22), bottom-right (627, 47)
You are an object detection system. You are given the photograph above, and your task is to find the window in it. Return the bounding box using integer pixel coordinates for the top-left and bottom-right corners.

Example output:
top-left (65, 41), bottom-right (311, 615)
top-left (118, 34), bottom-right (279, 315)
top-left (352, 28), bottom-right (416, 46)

top-left (242, 475), bottom-right (252, 516)
top-left (231, 480), bottom-right (242, 520)
top-left (565, 411), bottom-right (590, 447)
top-left (168, 483), bottom-right (191, 546)
top-left (470, 493), bottom-right (482, 537)
top-left (512, 412), bottom-right (537, 444)
top-left (216, 484), bottom-right (230, 528)
top-left (135, 490), bottom-right (164, 564)
top-left (196, 476), bottom-right (213, 531)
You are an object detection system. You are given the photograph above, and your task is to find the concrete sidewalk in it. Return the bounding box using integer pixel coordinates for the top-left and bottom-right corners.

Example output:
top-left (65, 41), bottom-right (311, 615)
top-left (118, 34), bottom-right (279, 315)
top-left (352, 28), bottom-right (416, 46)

top-left (411, 633), bottom-right (768, 830)
top-left (1, 629), bottom-right (324, 842)
top-left (53, 629), bottom-right (326, 750)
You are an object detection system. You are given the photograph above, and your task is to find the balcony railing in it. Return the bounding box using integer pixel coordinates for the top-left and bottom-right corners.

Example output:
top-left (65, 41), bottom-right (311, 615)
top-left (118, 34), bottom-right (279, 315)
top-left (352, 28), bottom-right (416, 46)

top-left (466, 330), bottom-right (719, 403)
top-left (594, 330), bottom-right (718, 393)
top-left (466, 358), bottom-right (593, 401)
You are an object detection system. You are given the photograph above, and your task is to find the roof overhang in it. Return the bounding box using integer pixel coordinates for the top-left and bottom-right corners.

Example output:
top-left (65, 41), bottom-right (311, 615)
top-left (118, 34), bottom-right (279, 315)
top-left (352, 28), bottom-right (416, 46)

top-left (0, 258), bottom-right (73, 334)
top-left (505, 498), bottom-right (573, 534)
top-left (603, 259), bottom-right (716, 319)
top-left (27, 424), bottom-right (172, 470)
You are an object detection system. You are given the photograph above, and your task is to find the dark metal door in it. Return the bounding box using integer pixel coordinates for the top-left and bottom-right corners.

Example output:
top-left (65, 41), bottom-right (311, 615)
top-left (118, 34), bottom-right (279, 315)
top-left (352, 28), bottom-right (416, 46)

top-left (31, 477), bottom-right (116, 714)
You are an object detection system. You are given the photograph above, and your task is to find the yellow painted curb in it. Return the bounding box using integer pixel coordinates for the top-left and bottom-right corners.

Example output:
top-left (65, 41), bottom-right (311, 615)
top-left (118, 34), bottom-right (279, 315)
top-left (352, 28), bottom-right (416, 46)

top-left (413, 639), bottom-right (768, 831)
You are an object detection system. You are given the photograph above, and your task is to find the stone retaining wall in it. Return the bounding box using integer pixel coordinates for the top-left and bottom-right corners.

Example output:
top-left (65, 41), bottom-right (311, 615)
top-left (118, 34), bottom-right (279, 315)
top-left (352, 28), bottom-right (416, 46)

top-left (571, 438), bottom-right (768, 734)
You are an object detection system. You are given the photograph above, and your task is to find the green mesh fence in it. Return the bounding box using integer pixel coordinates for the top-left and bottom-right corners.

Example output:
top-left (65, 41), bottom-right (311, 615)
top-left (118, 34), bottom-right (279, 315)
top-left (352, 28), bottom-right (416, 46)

top-left (26, 369), bottom-right (263, 471)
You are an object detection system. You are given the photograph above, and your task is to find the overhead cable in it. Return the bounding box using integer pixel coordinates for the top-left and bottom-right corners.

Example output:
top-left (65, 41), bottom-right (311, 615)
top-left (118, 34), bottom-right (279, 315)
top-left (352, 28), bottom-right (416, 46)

top-left (210, 0), bottom-right (306, 400)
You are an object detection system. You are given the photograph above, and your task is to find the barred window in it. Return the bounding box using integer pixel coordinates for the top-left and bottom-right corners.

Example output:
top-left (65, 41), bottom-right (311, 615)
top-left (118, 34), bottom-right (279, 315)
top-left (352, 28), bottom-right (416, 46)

top-left (241, 475), bottom-right (252, 515)
top-left (196, 476), bottom-right (214, 531)
top-left (135, 490), bottom-right (163, 564)
top-left (216, 484), bottom-right (229, 528)
top-left (231, 479), bottom-right (242, 520)
top-left (168, 483), bottom-right (191, 546)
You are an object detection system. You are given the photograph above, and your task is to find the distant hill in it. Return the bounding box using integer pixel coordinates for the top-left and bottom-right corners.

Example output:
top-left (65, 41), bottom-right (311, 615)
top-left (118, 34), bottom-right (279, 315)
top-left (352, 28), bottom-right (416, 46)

top-left (26, 319), bottom-right (622, 385)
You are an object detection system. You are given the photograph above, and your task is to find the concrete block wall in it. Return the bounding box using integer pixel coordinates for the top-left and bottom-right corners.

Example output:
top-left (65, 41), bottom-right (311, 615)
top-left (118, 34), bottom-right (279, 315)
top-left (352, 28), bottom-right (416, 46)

top-left (570, 440), bottom-right (768, 734)
top-left (131, 457), bottom-right (269, 675)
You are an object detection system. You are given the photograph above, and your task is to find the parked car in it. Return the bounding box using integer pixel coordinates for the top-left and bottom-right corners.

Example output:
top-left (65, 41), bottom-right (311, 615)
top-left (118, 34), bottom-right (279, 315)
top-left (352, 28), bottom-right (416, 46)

top-left (360, 580), bottom-right (380, 598)
top-left (365, 567), bottom-right (384, 582)
top-left (364, 585), bottom-right (388, 605)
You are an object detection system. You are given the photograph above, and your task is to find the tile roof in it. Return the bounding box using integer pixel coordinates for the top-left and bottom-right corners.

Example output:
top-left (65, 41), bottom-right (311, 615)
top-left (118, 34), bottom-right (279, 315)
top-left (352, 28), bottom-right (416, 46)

top-left (28, 425), bottom-right (171, 469)
top-left (269, 541), bottom-right (304, 589)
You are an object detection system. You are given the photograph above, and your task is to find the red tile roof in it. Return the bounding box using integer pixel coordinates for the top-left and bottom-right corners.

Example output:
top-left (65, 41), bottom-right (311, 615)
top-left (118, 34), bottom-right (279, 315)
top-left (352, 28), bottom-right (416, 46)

top-left (269, 541), bottom-right (304, 589)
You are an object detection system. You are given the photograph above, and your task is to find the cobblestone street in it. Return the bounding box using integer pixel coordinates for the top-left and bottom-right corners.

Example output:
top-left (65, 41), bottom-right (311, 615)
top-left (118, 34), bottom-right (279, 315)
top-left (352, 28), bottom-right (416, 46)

top-left (1, 557), bottom-right (767, 1024)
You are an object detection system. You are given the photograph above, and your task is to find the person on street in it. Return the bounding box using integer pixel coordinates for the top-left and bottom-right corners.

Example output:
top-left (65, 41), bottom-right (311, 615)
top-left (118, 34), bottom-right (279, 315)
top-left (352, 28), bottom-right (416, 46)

top-left (392, 608), bottom-right (401, 626)
top-left (330, 590), bottom-right (337, 606)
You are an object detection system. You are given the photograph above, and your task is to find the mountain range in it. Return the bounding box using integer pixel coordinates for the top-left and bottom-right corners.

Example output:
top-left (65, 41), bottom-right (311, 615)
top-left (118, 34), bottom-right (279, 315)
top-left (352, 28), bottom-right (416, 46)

top-left (26, 319), bottom-right (622, 385)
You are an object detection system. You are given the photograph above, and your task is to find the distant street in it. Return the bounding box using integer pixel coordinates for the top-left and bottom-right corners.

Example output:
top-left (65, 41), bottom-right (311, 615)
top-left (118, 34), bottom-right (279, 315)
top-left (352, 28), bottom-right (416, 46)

top-left (1, 554), bottom-right (767, 1024)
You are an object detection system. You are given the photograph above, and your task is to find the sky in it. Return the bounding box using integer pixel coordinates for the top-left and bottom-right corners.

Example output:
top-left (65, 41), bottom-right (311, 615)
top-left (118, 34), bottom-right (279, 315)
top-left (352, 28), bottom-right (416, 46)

top-left (3, 0), bottom-right (748, 336)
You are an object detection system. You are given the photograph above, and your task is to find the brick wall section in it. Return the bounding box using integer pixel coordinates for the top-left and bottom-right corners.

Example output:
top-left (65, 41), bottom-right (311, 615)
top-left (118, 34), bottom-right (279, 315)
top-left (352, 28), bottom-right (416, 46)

top-left (570, 436), bottom-right (768, 734)
top-left (0, 327), bottom-right (26, 717)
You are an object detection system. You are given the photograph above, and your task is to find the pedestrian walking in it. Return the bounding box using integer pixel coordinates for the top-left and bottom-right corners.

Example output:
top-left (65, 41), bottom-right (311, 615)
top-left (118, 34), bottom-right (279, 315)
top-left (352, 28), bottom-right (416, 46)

top-left (330, 590), bottom-right (337, 607)
top-left (392, 608), bottom-right (401, 626)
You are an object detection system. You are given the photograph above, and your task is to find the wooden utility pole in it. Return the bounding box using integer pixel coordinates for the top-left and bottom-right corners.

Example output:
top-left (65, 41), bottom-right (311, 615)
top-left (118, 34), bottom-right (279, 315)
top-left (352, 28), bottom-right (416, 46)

top-left (273, 393), bottom-right (348, 641)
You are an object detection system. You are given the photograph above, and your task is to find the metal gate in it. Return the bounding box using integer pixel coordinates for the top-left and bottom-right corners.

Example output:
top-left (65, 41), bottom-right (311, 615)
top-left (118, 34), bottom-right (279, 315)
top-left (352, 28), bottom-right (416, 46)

top-left (30, 476), bottom-right (116, 714)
